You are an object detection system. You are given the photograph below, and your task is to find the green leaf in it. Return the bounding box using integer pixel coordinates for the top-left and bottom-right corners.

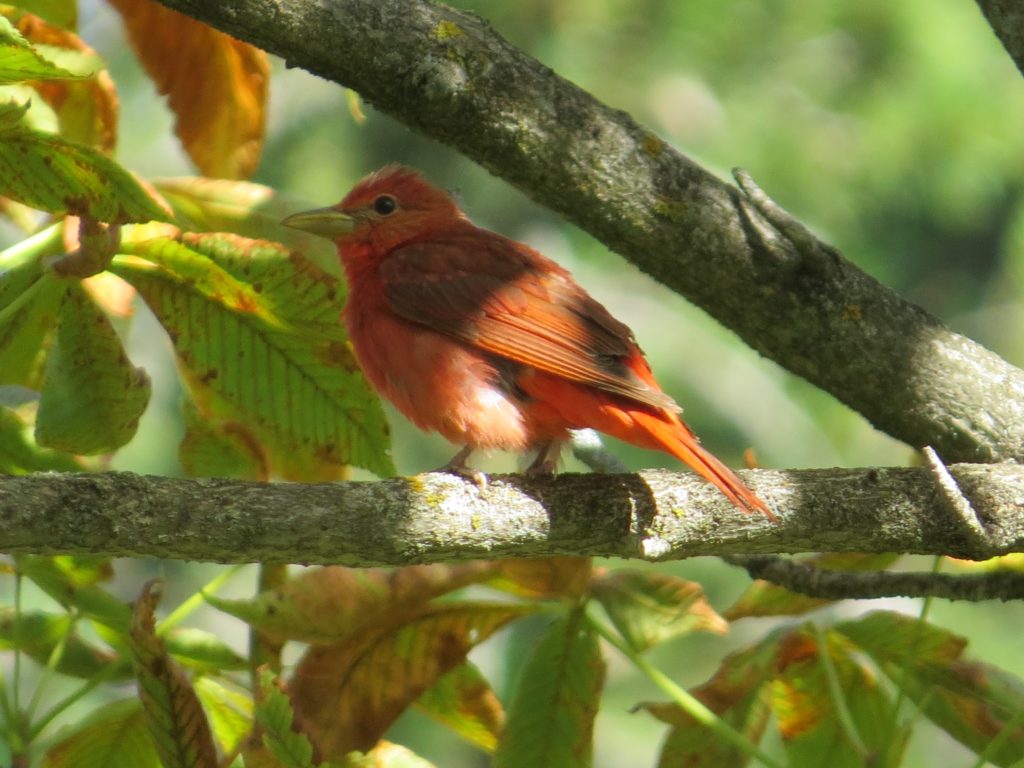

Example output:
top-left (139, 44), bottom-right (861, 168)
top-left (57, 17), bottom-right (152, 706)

top-left (130, 580), bottom-right (218, 768)
top-left (255, 669), bottom-right (316, 768)
top-left (110, 234), bottom-right (393, 479)
top-left (0, 126), bottom-right (168, 222)
top-left (0, 12), bottom-right (91, 82)
top-left (415, 662), bottom-right (504, 752)
top-left (18, 555), bottom-right (131, 634)
top-left (0, 254), bottom-right (66, 388)
top-left (0, 608), bottom-right (126, 679)
top-left (0, 405), bottom-right (81, 473)
top-left (165, 627), bottom-right (248, 671)
top-left (194, 676), bottom-right (253, 756)
top-left (35, 283), bottom-right (150, 454)
top-left (493, 609), bottom-right (606, 768)
top-left (837, 611), bottom-right (1024, 766)
top-left (41, 698), bottom-right (161, 768)
top-left (590, 570), bottom-right (727, 652)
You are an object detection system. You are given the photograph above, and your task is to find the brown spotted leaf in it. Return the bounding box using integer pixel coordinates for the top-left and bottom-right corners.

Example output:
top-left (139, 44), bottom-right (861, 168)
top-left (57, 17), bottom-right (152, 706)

top-left (108, 0), bottom-right (267, 178)
top-left (769, 627), bottom-right (899, 768)
top-left (0, 122), bottom-right (167, 222)
top-left (179, 399), bottom-right (268, 480)
top-left (0, 251), bottom-right (66, 388)
top-left (129, 580), bottom-right (217, 768)
top-left (837, 611), bottom-right (1024, 766)
top-left (291, 602), bottom-right (534, 757)
top-left (639, 628), bottom-right (784, 768)
top-left (590, 569), bottom-right (727, 652)
top-left (206, 563), bottom-right (498, 645)
top-left (109, 233), bottom-right (393, 479)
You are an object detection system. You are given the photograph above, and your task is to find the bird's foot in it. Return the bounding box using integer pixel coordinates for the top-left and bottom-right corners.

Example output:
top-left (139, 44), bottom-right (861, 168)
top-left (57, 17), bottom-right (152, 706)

top-left (525, 441), bottom-right (564, 475)
top-left (436, 446), bottom-right (488, 490)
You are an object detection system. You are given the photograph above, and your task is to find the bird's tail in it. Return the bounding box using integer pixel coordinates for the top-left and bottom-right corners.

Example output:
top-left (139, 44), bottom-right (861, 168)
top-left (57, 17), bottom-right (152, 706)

top-left (620, 409), bottom-right (774, 520)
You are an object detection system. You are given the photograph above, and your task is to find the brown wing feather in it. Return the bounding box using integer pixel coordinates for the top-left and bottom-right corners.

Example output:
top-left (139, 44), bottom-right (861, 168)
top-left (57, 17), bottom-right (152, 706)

top-left (380, 230), bottom-right (680, 413)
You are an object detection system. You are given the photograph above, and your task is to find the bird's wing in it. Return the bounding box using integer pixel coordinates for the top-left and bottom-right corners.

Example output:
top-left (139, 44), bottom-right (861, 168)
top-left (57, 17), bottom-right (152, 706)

top-left (379, 232), bottom-right (680, 413)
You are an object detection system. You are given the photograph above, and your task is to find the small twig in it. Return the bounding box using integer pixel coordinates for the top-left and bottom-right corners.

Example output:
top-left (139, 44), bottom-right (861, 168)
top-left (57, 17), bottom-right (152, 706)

top-left (732, 167), bottom-right (837, 265)
top-left (570, 429), bottom-right (629, 473)
top-left (923, 446), bottom-right (990, 548)
top-left (725, 555), bottom-right (1024, 602)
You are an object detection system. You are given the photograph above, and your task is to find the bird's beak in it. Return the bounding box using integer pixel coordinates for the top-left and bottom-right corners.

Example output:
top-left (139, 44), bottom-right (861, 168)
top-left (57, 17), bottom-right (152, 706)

top-left (281, 207), bottom-right (355, 239)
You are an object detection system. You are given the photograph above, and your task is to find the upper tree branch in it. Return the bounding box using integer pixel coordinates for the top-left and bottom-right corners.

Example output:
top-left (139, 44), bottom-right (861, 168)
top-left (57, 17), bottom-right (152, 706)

top-left (1, 465), bottom-right (1022, 564)
top-left (976, 0), bottom-right (1024, 77)
top-left (149, 0), bottom-right (1024, 465)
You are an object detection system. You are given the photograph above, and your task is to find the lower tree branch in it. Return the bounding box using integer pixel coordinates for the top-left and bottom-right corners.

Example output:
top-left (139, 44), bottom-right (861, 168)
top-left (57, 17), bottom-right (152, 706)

top-left (1, 465), bottom-right (1021, 566)
top-left (726, 555), bottom-right (1024, 602)
top-left (151, 0), bottom-right (1024, 465)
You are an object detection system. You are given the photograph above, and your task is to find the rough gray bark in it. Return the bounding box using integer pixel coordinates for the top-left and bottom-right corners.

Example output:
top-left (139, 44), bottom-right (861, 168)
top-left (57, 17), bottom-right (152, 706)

top-left (1, 465), bottom-right (1021, 565)
top-left (976, 0), bottom-right (1024, 77)
top-left (150, 0), bottom-right (1024, 465)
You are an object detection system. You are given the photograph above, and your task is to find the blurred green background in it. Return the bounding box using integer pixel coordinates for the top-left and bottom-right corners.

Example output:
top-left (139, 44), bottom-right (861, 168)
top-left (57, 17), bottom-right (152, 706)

top-left (13, 0), bottom-right (1024, 765)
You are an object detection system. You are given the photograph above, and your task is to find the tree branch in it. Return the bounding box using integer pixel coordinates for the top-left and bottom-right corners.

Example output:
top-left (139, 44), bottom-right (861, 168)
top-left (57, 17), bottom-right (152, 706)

top-left (976, 0), bottom-right (1024, 78)
top-left (725, 555), bottom-right (1024, 603)
top-left (150, 0), bottom-right (1024, 465)
top-left (1, 466), bottom-right (1022, 566)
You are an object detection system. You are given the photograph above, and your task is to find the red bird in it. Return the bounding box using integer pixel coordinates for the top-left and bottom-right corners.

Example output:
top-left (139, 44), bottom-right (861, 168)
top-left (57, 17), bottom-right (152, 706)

top-left (284, 166), bottom-right (771, 517)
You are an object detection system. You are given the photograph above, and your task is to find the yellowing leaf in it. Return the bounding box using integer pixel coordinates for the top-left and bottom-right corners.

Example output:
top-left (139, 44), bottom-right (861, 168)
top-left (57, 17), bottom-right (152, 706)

top-left (35, 284), bottom-right (151, 455)
top-left (108, 0), bottom-right (267, 178)
top-left (590, 569), bottom-right (727, 652)
top-left (130, 580), bottom-right (218, 768)
top-left (489, 557), bottom-right (592, 599)
top-left (207, 563), bottom-right (497, 645)
top-left (350, 742), bottom-right (439, 768)
top-left (41, 699), bottom-right (161, 768)
top-left (110, 233), bottom-right (393, 479)
top-left (154, 177), bottom-right (341, 277)
top-left (415, 662), bottom-right (504, 752)
top-left (770, 628), bottom-right (899, 768)
top-left (194, 677), bottom-right (253, 757)
top-left (291, 602), bottom-right (533, 756)
top-left (6, 8), bottom-right (118, 151)
top-left (492, 609), bottom-right (605, 768)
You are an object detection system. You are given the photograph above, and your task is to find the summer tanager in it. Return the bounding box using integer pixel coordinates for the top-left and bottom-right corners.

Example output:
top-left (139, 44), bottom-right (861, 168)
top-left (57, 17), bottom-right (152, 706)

top-left (283, 165), bottom-right (771, 518)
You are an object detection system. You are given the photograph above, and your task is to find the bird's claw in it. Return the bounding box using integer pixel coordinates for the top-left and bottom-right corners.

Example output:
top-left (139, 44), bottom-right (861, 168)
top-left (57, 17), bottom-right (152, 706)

top-left (436, 446), bottom-right (488, 490)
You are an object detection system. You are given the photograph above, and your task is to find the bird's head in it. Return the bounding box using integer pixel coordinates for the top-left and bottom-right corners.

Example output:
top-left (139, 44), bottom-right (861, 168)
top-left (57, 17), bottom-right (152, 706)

top-left (282, 165), bottom-right (465, 254)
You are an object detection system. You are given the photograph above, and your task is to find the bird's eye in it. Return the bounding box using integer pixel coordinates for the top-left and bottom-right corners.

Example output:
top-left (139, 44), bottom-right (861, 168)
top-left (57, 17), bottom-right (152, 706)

top-left (372, 195), bottom-right (397, 216)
